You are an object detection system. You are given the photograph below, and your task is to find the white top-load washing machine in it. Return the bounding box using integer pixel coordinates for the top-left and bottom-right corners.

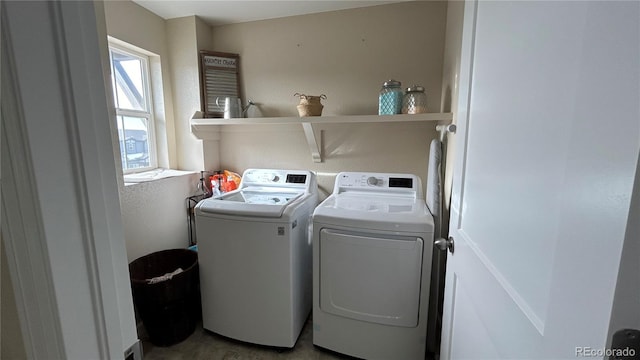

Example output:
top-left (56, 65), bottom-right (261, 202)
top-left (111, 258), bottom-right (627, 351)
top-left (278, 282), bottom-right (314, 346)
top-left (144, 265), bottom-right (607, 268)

top-left (312, 172), bottom-right (434, 359)
top-left (195, 169), bottom-right (318, 347)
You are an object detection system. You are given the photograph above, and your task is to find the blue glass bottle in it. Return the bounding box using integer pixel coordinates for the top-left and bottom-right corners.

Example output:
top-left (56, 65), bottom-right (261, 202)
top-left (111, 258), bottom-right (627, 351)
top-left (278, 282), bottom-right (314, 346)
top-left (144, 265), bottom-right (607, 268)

top-left (378, 80), bottom-right (403, 115)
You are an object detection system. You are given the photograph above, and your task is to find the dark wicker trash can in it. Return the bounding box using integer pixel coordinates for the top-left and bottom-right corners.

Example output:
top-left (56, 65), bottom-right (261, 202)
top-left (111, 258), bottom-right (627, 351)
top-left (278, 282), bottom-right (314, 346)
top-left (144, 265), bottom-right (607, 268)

top-left (129, 249), bottom-right (200, 346)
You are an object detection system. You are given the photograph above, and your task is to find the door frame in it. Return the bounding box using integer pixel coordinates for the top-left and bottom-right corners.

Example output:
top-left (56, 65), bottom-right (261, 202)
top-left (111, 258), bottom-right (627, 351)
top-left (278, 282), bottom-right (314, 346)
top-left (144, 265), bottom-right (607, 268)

top-left (1, 1), bottom-right (137, 358)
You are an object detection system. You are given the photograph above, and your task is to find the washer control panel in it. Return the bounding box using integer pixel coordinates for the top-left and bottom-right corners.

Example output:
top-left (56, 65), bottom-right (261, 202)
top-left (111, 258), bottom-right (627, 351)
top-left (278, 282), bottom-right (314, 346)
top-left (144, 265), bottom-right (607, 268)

top-left (241, 169), bottom-right (311, 187)
top-left (334, 172), bottom-right (419, 195)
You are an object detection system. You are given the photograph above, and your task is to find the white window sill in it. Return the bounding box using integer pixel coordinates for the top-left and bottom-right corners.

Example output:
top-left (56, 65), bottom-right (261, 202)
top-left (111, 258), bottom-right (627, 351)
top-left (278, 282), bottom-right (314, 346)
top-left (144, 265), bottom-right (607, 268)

top-left (124, 168), bottom-right (196, 186)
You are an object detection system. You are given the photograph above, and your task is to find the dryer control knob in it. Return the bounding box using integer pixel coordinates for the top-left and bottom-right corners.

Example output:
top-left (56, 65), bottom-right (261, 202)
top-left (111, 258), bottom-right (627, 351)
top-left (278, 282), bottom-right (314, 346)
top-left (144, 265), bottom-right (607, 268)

top-left (272, 175), bottom-right (280, 182)
top-left (367, 177), bottom-right (378, 186)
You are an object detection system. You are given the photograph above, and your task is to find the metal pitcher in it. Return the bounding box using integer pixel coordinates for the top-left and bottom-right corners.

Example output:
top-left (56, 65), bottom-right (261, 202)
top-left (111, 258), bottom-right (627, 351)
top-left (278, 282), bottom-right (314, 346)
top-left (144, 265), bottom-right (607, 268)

top-left (216, 96), bottom-right (242, 119)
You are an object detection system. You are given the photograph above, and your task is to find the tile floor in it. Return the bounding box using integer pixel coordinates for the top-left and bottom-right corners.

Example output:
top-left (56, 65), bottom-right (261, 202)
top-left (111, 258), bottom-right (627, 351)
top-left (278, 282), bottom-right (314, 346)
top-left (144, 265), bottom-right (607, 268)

top-left (141, 317), bottom-right (355, 360)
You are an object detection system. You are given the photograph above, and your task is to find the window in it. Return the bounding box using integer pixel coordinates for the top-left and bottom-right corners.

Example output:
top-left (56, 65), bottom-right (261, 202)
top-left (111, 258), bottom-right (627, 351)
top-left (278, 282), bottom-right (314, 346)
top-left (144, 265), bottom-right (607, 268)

top-left (108, 43), bottom-right (156, 173)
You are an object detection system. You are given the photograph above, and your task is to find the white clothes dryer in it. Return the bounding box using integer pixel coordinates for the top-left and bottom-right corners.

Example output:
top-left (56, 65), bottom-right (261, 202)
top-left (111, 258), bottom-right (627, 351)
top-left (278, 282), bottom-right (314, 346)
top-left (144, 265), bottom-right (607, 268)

top-left (312, 172), bottom-right (434, 359)
top-left (195, 169), bottom-right (318, 348)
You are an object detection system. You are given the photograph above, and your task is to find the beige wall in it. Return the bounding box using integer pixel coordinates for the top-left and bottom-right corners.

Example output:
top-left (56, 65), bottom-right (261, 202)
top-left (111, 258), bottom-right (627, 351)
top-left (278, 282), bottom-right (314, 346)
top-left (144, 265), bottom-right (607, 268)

top-left (167, 16), bottom-right (211, 172)
top-left (211, 2), bottom-right (448, 195)
top-left (104, 0), bottom-right (178, 169)
top-left (120, 174), bottom-right (199, 262)
top-left (104, 3), bottom-right (201, 262)
top-left (220, 122), bottom-right (440, 198)
top-left (104, 1), bottom-right (214, 173)
top-left (195, 17), bottom-right (220, 171)
top-left (211, 2), bottom-right (447, 117)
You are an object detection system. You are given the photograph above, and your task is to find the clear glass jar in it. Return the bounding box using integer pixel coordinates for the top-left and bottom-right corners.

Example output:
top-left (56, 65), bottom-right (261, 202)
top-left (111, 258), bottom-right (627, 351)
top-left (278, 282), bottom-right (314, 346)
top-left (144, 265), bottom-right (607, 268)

top-left (378, 80), bottom-right (403, 115)
top-left (402, 85), bottom-right (428, 114)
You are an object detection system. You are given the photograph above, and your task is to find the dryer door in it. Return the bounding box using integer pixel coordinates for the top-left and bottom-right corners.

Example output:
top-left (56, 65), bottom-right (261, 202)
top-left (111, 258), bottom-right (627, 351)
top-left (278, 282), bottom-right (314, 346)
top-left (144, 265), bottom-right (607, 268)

top-left (319, 229), bottom-right (424, 327)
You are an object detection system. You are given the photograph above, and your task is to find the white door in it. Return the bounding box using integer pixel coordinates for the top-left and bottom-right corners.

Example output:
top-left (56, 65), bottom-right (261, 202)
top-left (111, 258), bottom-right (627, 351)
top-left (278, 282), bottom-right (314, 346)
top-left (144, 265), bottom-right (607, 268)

top-left (440, 1), bottom-right (640, 359)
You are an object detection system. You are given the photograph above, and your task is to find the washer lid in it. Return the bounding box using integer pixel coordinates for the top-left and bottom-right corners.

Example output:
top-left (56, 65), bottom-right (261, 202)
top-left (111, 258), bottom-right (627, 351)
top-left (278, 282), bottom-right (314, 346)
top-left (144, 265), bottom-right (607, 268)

top-left (198, 188), bottom-right (304, 217)
top-left (313, 193), bottom-right (434, 233)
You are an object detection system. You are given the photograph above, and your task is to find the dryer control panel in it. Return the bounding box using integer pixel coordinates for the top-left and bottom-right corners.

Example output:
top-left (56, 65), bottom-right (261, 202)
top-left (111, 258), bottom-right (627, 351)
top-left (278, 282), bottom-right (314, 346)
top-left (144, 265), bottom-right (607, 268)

top-left (334, 172), bottom-right (422, 198)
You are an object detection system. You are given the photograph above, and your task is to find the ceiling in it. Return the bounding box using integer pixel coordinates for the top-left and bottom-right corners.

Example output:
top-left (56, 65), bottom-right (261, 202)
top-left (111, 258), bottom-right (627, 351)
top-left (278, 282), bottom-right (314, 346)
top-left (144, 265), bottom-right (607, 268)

top-left (131, 0), bottom-right (411, 26)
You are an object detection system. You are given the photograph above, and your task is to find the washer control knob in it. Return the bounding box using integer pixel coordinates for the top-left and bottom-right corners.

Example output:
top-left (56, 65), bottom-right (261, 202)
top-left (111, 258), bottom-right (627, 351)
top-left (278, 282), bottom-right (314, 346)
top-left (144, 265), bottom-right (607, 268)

top-left (367, 177), bottom-right (378, 186)
top-left (272, 175), bottom-right (280, 182)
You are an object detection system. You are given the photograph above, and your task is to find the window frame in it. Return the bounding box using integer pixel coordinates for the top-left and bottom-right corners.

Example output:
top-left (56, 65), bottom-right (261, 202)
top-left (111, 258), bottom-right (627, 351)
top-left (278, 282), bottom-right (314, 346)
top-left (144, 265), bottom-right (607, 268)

top-left (108, 41), bottom-right (158, 174)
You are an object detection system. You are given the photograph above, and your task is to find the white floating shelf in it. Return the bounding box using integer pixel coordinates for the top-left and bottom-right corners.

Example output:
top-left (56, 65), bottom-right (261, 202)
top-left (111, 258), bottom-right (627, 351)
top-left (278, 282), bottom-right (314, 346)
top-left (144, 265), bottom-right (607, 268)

top-left (190, 111), bottom-right (453, 162)
top-left (191, 112), bottom-right (452, 126)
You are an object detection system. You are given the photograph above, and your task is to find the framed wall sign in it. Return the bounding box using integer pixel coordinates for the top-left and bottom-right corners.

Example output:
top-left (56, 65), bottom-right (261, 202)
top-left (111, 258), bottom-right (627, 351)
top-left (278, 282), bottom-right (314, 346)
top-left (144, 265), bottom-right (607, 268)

top-left (199, 50), bottom-right (241, 118)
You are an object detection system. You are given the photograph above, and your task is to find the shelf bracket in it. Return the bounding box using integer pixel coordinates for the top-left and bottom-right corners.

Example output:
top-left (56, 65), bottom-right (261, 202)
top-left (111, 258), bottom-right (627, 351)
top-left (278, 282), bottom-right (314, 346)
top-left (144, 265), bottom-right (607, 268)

top-left (301, 122), bottom-right (322, 163)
